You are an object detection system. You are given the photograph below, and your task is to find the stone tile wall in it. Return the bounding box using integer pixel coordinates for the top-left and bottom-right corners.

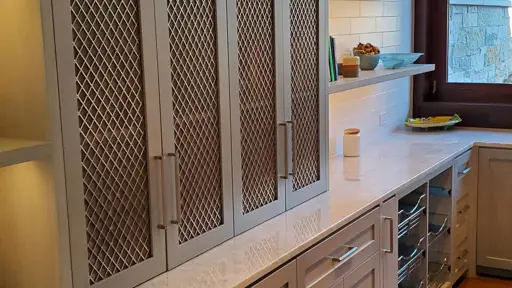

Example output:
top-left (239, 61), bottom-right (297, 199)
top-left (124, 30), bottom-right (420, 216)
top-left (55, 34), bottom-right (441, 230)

top-left (449, 5), bottom-right (512, 83)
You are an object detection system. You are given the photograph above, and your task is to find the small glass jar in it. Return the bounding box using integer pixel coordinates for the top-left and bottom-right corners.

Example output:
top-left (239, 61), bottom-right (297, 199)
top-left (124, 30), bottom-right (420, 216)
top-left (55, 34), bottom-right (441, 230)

top-left (342, 56), bottom-right (360, 78)
top-left (343, 128), bottom-right (360, 157)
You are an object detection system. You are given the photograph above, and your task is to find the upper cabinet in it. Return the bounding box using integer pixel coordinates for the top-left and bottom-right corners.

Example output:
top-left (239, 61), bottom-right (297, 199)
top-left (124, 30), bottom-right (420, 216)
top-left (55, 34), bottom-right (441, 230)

top-left (52, 0), bottom-right (328, 286)
top-left (228, 0), bottom-right (288, 235)
top-left (228, 0), bottom-right (329, 234)
top-left (153, 0), bottom-right (234, 269)
top-left (285, 0), bottom-right (328, 209)
top-left (53, 0), bottom-right (167, 287)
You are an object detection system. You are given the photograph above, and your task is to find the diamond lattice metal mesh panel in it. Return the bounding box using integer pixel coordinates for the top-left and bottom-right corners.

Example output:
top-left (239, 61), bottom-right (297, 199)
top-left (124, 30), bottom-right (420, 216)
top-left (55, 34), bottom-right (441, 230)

top-left (167, 0), bottom-right (224, 244)
top-left (290, 0), bottom-right (320, 191)
top-left (71, 0), bottom-right (152, 284)
top-left (236, 0), bottom-right (278, 214)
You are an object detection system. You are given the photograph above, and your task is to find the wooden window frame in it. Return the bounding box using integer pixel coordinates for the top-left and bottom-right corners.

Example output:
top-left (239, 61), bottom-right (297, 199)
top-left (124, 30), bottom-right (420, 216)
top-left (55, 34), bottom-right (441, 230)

top-left (413, 0), bottom-right (512, 128)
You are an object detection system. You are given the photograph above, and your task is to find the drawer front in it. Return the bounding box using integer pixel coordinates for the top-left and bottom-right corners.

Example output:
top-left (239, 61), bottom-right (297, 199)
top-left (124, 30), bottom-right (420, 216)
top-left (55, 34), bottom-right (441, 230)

top-left (455, 150), bottom-right (471, 175)
top-left (253, 260), bottom-right (297, 288)
top-left (453, 218), bottom-right (469, 248)
top-left (297, 208), bottom-right (381, 288)
top-left (451, 240), bottom-right (469, 283)
top-left (455, 194), bottom-right (470, 226)
top-left (344, 253), bottom-right (380, 288)
top-left (453, 150), bottom-right (472, 201)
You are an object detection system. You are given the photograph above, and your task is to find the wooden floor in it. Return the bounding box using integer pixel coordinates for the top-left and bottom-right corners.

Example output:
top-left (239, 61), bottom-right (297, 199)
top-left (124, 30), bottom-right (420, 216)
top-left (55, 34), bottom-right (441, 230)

top-left (459, 277), bottom-right (512, 287)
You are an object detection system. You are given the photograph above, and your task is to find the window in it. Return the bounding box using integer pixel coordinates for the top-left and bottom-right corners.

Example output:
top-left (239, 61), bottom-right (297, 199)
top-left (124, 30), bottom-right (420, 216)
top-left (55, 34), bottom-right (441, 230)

top-left (414, 0), bottom-right (512, 128)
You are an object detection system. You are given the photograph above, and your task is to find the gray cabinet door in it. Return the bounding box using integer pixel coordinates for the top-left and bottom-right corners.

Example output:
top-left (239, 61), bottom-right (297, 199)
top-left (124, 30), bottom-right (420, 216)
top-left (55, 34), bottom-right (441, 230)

top-left (228, 0), bottom-right (287, 235)
top-left (154, 0), bottom-right (234, 269)
top-left (53, 0), bottom-right (166, 287)
top-left (344, 253), bottom-right (381, 288)
top-left (477, 148), bottom-right (512, 271)
top-left (380, 197), bottom-right (398, 288)
top-left (282, 0), bottom-right (329, 209)
top-left (253, 261), bottom-right (297, 288)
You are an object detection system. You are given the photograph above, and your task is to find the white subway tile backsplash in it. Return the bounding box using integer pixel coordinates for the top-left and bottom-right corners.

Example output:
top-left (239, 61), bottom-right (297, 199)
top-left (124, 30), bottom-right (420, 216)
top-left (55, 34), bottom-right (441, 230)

top-left (359, 33), bottom-right (383, 47)
top-left (380, 46), bottom-right (399, 53)
top-left (360, 1), bottom-right (384, 17)
top-left (328, 0), bottom-right (412, 157)
top-left (329, 18), bottom-right (351, 35)
top-left (330, 1), bottom-right (360, 17)
top-left (383, 31), bottom-right (400, 46)
top-left (334, 35), bottom-right (360, 58)
top-left (350, 18), bottom-right (376, 33)
top-left (376, 17), bottom-right (397, 32)
top-left (383, 1), bottom-right (400, 16)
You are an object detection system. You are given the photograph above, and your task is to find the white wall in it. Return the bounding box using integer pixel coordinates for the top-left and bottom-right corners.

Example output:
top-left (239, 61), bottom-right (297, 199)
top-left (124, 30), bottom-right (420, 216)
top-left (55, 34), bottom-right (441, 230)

top-left (328, 0), bottom-right (413, 157)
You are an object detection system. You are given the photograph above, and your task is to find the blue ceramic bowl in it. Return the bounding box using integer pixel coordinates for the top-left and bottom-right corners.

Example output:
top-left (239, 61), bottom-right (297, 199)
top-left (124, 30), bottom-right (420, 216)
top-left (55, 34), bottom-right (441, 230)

top-left (379, 53), bottom-right (424, 69)
top-left (353, 51), bottom-right (380, 71)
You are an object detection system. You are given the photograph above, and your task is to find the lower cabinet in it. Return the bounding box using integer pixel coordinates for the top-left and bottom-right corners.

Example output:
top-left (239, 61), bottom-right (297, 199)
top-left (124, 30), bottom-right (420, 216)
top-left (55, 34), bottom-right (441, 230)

top-left (253, 261), bottom-right (297, 288)
top-left (344, 253), bottom-right (381, 288)
top-left (477, 148), bottom-right (512, 272)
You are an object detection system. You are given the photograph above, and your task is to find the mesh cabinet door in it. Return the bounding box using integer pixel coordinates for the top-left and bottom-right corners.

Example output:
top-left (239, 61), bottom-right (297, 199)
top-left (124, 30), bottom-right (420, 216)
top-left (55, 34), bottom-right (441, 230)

top-left (228, 0), bottom-right (287, 235)
top-left (53, 0), bottom-right (166, 287)
top-left (154, 0), bottom-right (234, 268)
top-left (283, 0), bottom-right (328, 209)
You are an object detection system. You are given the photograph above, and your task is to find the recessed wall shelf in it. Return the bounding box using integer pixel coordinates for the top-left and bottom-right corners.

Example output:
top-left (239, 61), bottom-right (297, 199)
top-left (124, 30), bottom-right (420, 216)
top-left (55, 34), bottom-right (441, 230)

top-left (0, 138), bottom-right (51, 168)
top-left (328, 64), bottom-right (435, 94)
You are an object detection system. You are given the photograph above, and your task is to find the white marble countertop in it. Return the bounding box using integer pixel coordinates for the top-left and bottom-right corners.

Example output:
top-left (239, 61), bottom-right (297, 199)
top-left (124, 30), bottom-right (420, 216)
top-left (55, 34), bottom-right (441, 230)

top-left (138, 128), bottom-right (512, 288)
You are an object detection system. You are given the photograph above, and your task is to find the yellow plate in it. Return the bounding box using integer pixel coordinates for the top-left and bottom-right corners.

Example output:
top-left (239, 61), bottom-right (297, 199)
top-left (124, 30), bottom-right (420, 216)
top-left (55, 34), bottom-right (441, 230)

top-left (405, 114), bottom-right (462, 128)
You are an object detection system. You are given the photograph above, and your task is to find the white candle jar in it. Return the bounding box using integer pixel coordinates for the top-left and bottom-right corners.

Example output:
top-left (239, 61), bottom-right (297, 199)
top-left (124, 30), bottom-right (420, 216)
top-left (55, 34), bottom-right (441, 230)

top-left (343, 128), bottom-right (360, 157)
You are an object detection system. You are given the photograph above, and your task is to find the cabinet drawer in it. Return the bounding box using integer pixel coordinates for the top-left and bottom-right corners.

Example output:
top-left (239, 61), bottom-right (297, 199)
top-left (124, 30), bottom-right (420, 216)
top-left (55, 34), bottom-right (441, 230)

top-left (253, 260), bottom-right (297, 288)
top-left (297, 208), bottom-right (380, 288)
top-left (455, 195), bottom-right (470, 226)
top-left (455, 150), bottom-right (471, 175)
top-left (453, 218), bottom-right (469, 247)
top-left (452, 240), bottom-right (469, 283)
top-left (344, 252), bottom-right (380, 288)
top-left (454, 151), bottom-right (472, 200)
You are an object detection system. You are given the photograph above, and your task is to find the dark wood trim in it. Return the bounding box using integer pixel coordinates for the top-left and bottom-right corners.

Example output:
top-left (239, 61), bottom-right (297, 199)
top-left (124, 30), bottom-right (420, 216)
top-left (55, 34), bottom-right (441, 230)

top-left (413, 0), bottom-right (512, 128)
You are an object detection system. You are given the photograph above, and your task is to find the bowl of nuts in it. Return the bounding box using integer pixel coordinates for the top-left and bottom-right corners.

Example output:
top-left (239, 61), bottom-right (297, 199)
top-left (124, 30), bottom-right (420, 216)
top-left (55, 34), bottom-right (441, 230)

top-left (353, 42), bottom-right (380, 71)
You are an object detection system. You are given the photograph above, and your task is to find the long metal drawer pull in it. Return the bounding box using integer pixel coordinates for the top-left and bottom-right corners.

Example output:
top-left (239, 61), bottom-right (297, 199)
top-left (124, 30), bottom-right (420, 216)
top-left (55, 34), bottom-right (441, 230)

top-left (287, 120), bottom-right (294, 177)
top-left (279, 123), bottom-right (289, 180)
top-left (327, 246), bottom-right (358, 263)
top-left (458, 205), bottom-right (470, 215)
top-left (458, 167), bottom-right (471, 178)
top-left (383, 216), bottom-right (394, 254)
top-left (170, 152), bottom-right (181, 225)
top-left (155, 155), bottom-right (169, 230)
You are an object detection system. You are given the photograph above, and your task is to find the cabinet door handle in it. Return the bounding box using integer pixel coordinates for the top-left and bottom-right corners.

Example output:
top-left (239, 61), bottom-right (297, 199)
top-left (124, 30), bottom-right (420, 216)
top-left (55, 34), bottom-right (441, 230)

top-left (155, 155), bottom-right (169, 230)
top-left (327, 245), bottom-right (358, 263)
top-left (383, 216), bottom-right (394, 254)
top-left (280, 123), bottom-right (289, 180)
top-left (458, 167), bottom-right (471, 178)
top-left (170, 152), bottom-right (181, 225)
top-left (287, 120), bottom-right (294, 177)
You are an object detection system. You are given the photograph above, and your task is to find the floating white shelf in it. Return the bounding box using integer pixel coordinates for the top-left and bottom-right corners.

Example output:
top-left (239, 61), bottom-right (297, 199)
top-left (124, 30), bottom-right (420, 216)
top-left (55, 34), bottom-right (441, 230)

top-left (0, 137), bottom-right (51, 168)
top-left (329, 64), bottom-right (435, 94)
